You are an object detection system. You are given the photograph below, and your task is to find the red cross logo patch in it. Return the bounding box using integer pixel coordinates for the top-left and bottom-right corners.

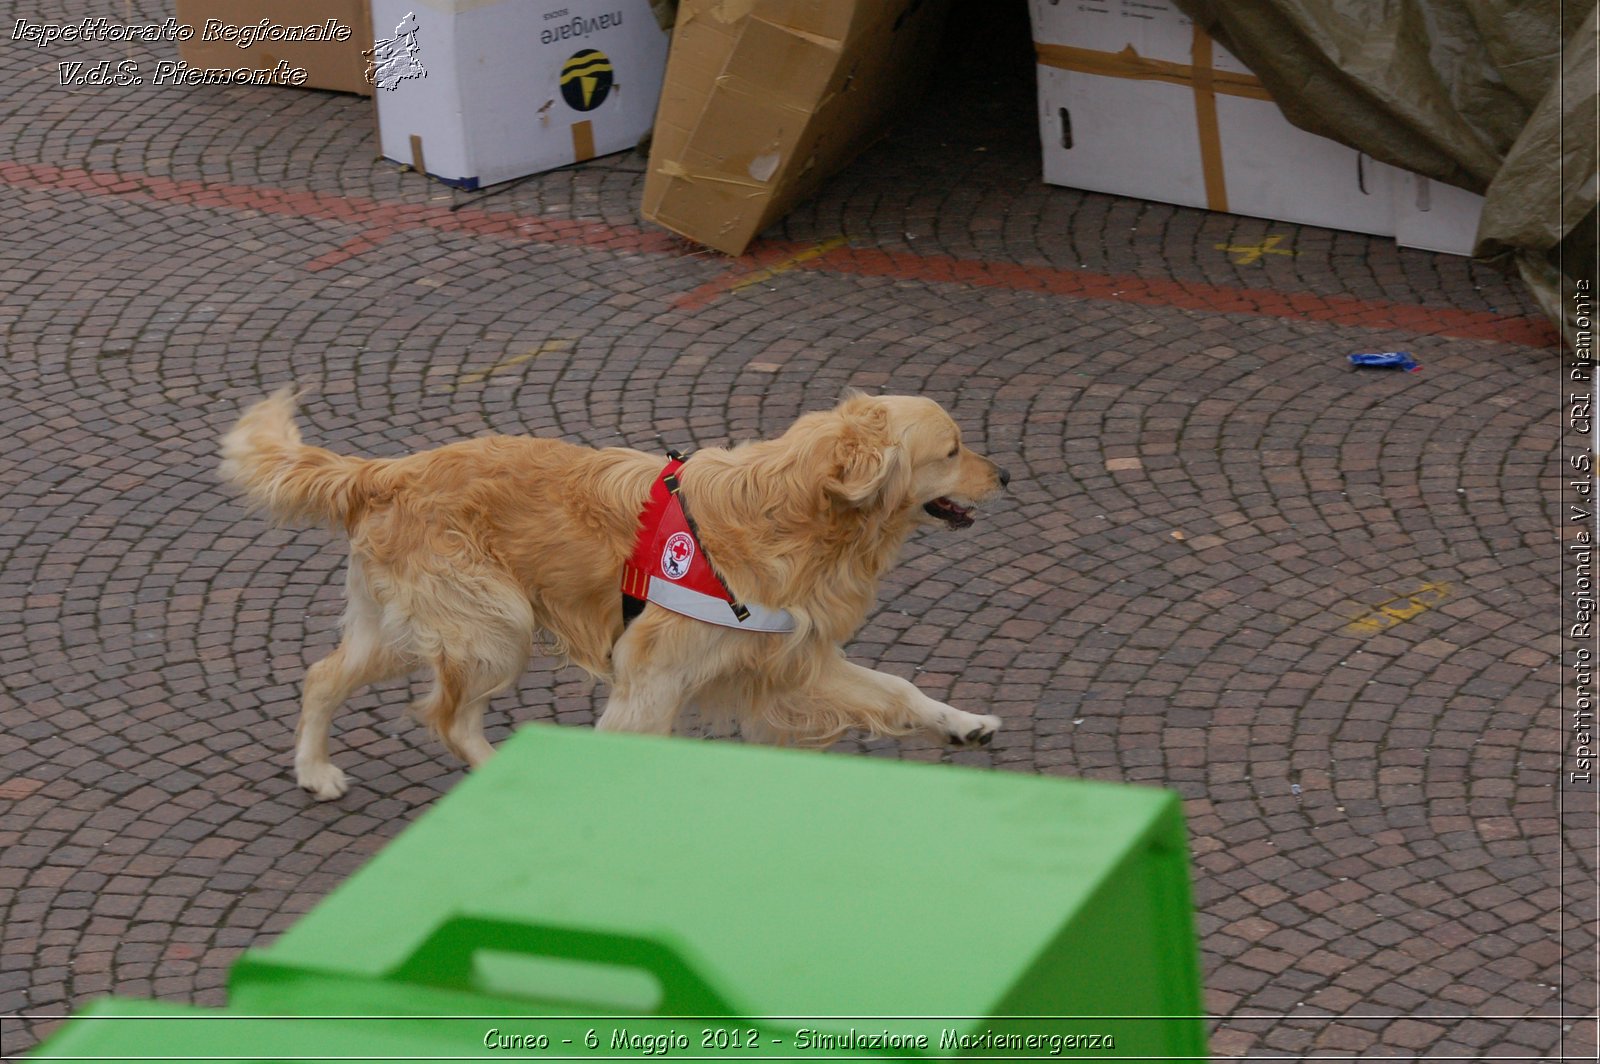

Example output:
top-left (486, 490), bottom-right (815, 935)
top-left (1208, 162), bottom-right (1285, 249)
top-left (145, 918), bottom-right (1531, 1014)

top-left (661, 531), bottom-right (695, 580)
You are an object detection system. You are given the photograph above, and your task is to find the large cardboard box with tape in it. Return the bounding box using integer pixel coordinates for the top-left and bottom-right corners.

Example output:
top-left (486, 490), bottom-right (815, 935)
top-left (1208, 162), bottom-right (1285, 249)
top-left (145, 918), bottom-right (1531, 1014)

top-left (370, 0), bottom-right (672, 190)
top-left (1029, 0), bottom-right (1403, 238)
top-left (1029, 0), bottom-right (1485, 254)
top-left (642, 0), bottom-right (951, 256)
top-left (1395, 171), bottom-right (1484, 257)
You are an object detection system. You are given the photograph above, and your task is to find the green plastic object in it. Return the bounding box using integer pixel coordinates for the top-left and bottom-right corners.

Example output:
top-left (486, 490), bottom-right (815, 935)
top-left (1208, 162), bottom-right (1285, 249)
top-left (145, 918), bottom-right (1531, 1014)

top-left (30, 725), bottom-right (1206, 1060)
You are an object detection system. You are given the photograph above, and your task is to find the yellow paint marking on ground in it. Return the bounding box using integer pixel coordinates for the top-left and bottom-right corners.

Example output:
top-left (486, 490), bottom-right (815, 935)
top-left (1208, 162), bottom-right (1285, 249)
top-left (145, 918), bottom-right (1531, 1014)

top-left (1213, 234), bottom-right (1296, 265)
top-left (729, 236), bottom-right (850, 293)
top-left (1345, 581), bottom-right (1452, 635)
top-left (452, 340), bottom-right (572, 389)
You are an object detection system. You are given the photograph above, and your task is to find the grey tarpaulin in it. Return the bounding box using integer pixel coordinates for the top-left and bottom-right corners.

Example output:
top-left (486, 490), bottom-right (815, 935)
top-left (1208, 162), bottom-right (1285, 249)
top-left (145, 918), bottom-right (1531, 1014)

top-left (1172, 0), bottom-right (1596, 345)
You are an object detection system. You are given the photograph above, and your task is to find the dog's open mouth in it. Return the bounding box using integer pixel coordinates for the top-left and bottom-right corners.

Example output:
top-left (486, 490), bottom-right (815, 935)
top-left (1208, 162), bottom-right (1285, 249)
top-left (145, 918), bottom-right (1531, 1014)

top-left (924, 497), bottom-right (976, 529)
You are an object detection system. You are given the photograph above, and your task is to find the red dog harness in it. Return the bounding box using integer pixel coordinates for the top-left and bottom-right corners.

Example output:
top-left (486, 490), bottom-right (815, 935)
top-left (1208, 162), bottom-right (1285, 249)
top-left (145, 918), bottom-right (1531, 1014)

top-left (621, 453), bottom-right (796, 633)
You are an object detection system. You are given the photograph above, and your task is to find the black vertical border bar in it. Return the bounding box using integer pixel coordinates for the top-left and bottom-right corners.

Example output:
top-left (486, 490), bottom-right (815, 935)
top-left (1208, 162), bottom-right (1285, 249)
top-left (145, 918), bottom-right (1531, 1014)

top-left (1559, 6), bottom-right (1600, 1058)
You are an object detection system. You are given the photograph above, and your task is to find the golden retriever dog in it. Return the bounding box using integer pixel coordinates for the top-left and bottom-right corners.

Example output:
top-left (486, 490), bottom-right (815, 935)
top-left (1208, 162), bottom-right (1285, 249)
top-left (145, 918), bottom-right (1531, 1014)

top-left (219, 389), bottom-right (1008, 800)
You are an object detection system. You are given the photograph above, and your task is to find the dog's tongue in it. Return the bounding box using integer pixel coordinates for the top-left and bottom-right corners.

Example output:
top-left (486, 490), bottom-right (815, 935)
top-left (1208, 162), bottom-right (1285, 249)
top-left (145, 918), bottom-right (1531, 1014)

top-left (928, 497), bottom-right (975, 528)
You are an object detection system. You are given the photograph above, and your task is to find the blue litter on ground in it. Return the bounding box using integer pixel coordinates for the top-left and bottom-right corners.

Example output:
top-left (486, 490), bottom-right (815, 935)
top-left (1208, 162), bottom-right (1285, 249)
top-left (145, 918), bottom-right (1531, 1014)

top-left (1349, 351), bottom-right (1421, 372)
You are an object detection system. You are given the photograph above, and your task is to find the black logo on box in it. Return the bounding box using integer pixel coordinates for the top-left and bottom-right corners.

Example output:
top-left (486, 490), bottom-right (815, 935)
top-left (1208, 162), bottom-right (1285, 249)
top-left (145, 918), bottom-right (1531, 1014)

top-left (560, 48), bottom-right (612, 111)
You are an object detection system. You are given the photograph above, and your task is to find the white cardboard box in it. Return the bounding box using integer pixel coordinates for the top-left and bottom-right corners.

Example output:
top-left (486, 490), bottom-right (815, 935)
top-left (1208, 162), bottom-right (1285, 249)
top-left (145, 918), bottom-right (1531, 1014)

top-left (1395, 172), bottom-right (1484, 256)
top-left (1029, 0), bottom-right (1399, 240)
top-left (370, 0), bottom-right (671, 189)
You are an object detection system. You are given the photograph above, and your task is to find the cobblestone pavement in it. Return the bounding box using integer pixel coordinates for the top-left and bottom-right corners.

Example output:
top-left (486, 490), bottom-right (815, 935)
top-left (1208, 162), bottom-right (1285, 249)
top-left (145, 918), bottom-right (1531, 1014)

top-left (2, 2), bottom-right (1594, 1060)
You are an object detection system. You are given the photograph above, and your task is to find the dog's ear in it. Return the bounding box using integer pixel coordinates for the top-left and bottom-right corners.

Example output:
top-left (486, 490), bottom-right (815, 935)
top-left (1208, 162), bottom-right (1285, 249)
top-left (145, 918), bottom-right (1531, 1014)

top-left (823, 395), bottom-right (909, 508)
top-left (828, 438), bottom-right (905, 507)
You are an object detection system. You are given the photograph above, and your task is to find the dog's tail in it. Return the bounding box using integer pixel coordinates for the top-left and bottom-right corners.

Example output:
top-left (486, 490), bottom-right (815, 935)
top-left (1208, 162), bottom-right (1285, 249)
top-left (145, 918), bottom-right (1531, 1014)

top-left (219, 389), bottom-right (380, 529)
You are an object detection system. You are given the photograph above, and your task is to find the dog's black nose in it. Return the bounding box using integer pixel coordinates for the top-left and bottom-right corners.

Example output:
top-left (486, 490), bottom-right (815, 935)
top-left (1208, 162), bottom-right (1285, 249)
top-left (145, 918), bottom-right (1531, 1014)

top-left (998, 467), bottom-right (1011, 487)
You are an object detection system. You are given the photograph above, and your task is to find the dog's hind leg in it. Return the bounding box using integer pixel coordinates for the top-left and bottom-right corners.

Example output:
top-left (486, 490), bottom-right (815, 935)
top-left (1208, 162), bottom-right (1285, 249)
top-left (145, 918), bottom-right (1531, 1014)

top-left (295, 559), bottom-right (412, 800)
top-left (420, 650), bottom-right (528, 769)
top-left (405, 577), bottom-right (535, 769)
top-left (297, 637), bottom-right (409, 801)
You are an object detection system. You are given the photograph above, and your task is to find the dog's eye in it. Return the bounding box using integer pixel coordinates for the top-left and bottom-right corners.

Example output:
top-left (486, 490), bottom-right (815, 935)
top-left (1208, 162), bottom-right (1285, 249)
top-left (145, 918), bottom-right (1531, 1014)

top-left (947, 445), bottom-right (960, 458)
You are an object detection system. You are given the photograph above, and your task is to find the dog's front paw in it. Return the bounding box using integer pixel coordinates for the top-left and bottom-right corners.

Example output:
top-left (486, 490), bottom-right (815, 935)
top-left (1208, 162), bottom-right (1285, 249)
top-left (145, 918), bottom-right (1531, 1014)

top-left (296, 761), bottom-right (350, 801)
top-left (947, 713), bottom-right (1001, 747)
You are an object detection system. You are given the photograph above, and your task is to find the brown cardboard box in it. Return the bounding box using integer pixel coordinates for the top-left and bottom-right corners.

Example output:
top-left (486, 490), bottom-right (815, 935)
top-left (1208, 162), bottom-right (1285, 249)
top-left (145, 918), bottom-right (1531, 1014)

top-left (642, 0), bottom-right (950, 256)
top-left (174, 1), bottom-right (374, 96)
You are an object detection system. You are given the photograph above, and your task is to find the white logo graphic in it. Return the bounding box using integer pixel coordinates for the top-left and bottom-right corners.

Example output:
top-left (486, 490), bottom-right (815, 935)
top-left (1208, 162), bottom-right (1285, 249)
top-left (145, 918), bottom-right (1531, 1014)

top-left (661, 532), bottom-right (695, 580)
top-left (365, 12), bottom-right (425, 91)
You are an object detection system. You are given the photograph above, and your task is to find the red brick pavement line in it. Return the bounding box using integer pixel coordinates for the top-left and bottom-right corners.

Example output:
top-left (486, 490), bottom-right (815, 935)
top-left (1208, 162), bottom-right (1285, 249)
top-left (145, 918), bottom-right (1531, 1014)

top-left (0, 160), bottom-right (1559, 348)
top-left (305, 226), bottom-right (398, 272)
top-left (671, 235), bottom-right (854, 311)
top-left (805, 248), bottom-right (1560, 348)
top-left (0, 159), bottom-right (685, 258)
